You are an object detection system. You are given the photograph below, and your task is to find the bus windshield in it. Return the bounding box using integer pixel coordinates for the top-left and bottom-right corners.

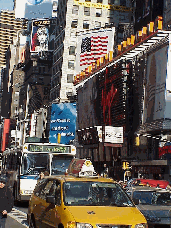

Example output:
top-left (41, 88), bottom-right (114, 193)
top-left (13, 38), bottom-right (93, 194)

top-left (22, 153), bottom-right (50, 175)
top-left (51, 156), bottom-right (73, 175)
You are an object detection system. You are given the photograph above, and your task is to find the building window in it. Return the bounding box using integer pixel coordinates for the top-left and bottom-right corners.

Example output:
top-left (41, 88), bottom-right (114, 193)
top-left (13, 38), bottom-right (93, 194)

top-left (85, 0), bottom-right (91, 2)
top-left (120, 0), bottom-right (126, 6)
top-left (97, 0), bottom-right (102, 3)
top-left (84, 7), bottom-right (90, 16)
top-left (108, 0), bottom-right (118, 4)
top-left (96, 8), bottom-right (102, 17)
top-left (68, 60), bottom-right (75, 69)
top-left (83, 20), bottom-right (90, 29)
top-left (71, 20), bottom-right (78, 28)
top-left (95, 21), bottom-right (101, 28)
top-left (72, 5), bottom-right (79, 15)
top-left (69, 46), bottom-right (76, 55)
top-left (67, 74), bottom-right (74, 83)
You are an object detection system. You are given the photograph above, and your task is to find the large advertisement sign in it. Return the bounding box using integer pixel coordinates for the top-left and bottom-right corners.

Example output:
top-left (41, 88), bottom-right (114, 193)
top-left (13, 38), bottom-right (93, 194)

top-left (31, 20), bottom-right (50, 52)
top-left (49, 103), bottom-right (77, 144)
top-left (165, 34), bottom-right (171, 119)
top-left (15, 0), bottom-right (57, 19)
top-left (143, 46), bottom-right (168, 123)
top-left (77, 75), bottom-right (100, 129)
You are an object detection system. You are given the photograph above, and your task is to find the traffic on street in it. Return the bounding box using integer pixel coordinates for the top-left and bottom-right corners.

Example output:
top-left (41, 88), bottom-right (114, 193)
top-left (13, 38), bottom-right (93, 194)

top-left (1, 158), bottom-right (171, 228)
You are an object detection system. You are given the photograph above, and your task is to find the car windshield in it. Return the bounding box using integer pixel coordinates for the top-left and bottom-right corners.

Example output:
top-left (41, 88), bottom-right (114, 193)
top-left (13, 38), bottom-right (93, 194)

top-left (21, 153), bottom-right (50, 175)
top-left (154, 192), bottom-right (171, 206)
top-left (51, 156), bottom-right (73, 175)
top-left (133, 191), bottom-right (156, 205)
top-left (63, 181), bottom-right (134, 207)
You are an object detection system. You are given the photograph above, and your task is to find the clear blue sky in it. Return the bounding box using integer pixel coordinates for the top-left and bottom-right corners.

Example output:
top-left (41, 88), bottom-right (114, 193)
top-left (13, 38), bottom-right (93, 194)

top-left (0, 0), bottom-right (14, 11)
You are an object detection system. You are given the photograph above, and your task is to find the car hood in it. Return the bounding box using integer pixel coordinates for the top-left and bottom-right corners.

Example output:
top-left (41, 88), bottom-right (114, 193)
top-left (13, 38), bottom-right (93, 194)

top-left (137, 205), bottom-right (171, 222)
top-left (67, 206), bottom-right (146, 225)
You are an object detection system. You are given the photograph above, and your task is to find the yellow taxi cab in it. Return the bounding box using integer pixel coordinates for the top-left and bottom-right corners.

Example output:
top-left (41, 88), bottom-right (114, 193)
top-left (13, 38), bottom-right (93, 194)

top-left (27, 158), bottom-right (148, 228)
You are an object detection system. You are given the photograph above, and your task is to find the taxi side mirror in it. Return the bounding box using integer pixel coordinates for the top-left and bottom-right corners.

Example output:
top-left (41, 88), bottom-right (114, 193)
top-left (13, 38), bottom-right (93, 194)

top-left (46, 195), bottom-right (55, 204)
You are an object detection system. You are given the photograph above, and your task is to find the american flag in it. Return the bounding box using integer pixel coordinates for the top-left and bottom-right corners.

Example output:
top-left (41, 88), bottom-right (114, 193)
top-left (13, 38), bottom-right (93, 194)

top-left (80, 35), bottom-right (108, 66)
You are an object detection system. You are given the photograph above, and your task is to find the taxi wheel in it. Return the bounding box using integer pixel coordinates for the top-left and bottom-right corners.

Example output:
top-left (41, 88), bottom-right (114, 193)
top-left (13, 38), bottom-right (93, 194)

top-left (29, 215), bottom-right (36, 228)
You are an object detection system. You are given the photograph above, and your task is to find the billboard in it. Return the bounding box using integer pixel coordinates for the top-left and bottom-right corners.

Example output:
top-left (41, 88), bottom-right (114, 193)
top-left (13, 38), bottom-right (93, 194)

top-left (49, 103), bottom-right (77, 144)
top-left (165, 34), bottom-right (171, 119)
top-left (143, 46), bottom-right (168, 123)
top-left (105, 126), bottom-right (123, 144)
top-left (15, 0), bottom-right (57, 19)
top-left (75, 28), bottom-right (115, 74)
top-left (77, 75), bottom-right (100, 129)
top-left (31, 20), bottom-right (50, 52)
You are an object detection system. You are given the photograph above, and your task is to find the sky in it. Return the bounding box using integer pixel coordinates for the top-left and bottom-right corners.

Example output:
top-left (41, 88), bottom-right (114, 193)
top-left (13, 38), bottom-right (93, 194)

top-left (0, 0), bottom-right (14, 11)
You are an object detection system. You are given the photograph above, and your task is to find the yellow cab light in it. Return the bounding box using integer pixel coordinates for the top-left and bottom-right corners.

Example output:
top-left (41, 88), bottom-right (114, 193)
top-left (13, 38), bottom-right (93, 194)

top-left (67, 158), bottom-right (97, 177)
top-left (67, 222), bottom-right (76, 228)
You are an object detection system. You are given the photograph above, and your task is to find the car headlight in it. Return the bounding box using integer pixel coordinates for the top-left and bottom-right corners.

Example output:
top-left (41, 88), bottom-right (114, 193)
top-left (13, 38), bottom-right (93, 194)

top-left (135, 224), bottom-right (148, 228)
top-left (67, 222), bottom-right (92, 228)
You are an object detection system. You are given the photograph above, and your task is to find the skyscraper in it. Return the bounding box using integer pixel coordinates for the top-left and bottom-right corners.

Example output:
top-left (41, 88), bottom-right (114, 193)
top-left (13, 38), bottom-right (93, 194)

top-left (0, 10), bottom-right (27, 67)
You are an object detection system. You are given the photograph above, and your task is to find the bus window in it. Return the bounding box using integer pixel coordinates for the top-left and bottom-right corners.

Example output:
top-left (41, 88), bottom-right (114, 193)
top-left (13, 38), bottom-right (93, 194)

top-left (21, 153), bottom-right (50, 175)
top-left (52, 156), bottom-right (73, 175)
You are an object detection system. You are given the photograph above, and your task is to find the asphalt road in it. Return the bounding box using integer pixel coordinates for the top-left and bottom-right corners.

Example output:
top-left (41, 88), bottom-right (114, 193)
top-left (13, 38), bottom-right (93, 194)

top-left (6, 202), bottom-right (29, 228)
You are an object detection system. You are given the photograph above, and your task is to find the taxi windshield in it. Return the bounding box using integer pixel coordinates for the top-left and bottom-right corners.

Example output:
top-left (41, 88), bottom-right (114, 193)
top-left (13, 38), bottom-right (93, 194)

top-left (63, 181), bottom-right (134, 207)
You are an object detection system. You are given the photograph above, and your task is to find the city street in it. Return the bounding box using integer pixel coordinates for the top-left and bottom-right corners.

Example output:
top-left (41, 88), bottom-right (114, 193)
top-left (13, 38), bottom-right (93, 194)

top-left (6, 202), bottom-right (29, 228)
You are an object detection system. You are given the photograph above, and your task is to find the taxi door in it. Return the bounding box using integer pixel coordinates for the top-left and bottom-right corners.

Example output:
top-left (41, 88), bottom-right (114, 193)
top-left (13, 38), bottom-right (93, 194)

top-left (41, 180), bottom-right (62, 228)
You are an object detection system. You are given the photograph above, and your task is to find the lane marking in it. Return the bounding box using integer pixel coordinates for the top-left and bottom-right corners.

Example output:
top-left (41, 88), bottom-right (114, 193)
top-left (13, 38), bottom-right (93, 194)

top-left (8, 207), bottom-right (29, 227)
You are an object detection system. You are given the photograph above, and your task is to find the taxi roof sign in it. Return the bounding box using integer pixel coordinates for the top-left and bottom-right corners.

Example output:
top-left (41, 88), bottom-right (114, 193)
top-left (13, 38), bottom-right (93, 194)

top-left (67, 158), bottom-right (97, 177)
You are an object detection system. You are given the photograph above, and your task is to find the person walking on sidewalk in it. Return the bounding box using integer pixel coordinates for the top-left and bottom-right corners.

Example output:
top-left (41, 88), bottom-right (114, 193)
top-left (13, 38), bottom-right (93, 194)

top-left (0, 176), bottom-right (14, 228)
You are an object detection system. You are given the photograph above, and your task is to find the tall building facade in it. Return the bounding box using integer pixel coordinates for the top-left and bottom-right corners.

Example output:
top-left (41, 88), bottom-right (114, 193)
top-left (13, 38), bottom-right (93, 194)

top-left (0, 10), bottom-right (27, 67)
top-left (51, 0), bottom-right (133, 102)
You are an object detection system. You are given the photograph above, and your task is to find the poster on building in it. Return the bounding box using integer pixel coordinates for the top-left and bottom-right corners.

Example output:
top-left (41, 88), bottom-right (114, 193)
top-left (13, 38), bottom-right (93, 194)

top-left (105, 126), bottom-right (123, 144)
top-left (31, 20), bottom-right (51, 52)
top-left (165, 35), bottom-right (171, 119)
top-left (143, 46), bottom-right (167, 123)
top-left (15, 0), bottom-right (57, 19)
top-left (77, 75), bottom-right (100, 129)
top-left (75, 28), bottom-right (115, 74)
top-left (49, 103), bottom-right (77, 144)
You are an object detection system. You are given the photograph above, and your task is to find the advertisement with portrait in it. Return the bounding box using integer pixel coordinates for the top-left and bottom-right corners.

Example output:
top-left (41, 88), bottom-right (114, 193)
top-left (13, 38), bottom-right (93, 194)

top-left (143, 46), bottom-right (168, 124)
top-left (49, 103), bottom-right (77, 145)
top-left (77, 75), bottom-right (100, 129)
top-left (15, 0), bottom-right (57, 19)
top-left (31, 20), bottom-right (51, 52)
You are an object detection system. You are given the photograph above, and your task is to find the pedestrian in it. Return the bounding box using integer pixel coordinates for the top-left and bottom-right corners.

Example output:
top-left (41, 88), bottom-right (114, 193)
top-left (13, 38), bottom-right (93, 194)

top-left (0, 175), bottom-right (14, 228)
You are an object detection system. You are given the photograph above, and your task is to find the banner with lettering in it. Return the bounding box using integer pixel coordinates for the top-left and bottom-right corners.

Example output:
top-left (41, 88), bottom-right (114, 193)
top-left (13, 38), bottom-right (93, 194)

top-left (49, 103), bottom-right (77, 144)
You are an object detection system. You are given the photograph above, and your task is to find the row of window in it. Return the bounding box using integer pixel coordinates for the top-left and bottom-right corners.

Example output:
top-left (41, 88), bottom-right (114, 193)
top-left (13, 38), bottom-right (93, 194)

top-left (73, 6), bottom-right (103, 17)
top-left (71, 19), bottom-right (102, 29)
top-left (81, 0), bottom-right (126, 4)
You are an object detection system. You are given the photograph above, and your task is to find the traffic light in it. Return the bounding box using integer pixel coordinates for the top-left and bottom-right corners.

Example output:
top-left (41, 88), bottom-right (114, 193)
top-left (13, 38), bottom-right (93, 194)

top-left (125, 162), bottom-right (129, 169)
top-left (122, 162), bottom-right (126, 170)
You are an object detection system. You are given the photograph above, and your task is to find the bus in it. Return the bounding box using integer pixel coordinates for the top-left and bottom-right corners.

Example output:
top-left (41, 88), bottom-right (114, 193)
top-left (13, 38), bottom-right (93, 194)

top-left (1, 143), bottom-right (76, 203)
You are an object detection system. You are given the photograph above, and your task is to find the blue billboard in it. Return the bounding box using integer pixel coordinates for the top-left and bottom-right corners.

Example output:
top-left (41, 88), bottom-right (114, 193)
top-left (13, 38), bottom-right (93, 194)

top-left (49, 103), bottom-right (77, 144)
